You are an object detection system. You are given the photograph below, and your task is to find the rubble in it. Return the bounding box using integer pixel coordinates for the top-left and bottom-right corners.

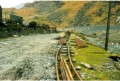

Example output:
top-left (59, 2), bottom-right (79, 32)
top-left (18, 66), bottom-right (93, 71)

top-left (0, 34), bottom-right (58, 80)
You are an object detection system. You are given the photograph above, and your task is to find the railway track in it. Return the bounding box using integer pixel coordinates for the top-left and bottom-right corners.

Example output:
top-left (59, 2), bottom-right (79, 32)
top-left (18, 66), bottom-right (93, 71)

top-left (55, 33), bottom-right (82, 81)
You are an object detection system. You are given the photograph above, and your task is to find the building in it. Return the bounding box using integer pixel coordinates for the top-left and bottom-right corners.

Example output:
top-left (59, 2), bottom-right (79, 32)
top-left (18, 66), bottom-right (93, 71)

top-left (10, 13), bottom-right (23, 25)
top-left (0, 5), bottom-right (4, 26)
top-left (0, 5), bottom-right (2, 21)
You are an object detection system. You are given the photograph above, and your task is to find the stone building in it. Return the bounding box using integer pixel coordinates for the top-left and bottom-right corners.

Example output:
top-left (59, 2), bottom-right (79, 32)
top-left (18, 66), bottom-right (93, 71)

top-left (0, 5), bottom-right (2, 21)
top-left (10, 13), bottom-right (23, 25)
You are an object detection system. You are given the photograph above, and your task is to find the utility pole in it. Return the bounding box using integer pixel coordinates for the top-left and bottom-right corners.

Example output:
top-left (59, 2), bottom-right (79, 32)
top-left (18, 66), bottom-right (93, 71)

top-left (73, 22), bottom-right (77, 33)
top-left (74, 26), bottom-right (75, 32)
top-left (4, 13), bottom-right (7, 20)
top-left (105, 1), bottom-right (111, 50)
top-left (73, 17), bottom-right (76, 33)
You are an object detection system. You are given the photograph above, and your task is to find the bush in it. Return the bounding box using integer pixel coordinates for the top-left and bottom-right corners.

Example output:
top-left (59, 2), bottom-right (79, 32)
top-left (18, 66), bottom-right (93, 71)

top-left (28, 21), bottom-right (38, 28)
top-left (6, 20), bottom-right (21, 33)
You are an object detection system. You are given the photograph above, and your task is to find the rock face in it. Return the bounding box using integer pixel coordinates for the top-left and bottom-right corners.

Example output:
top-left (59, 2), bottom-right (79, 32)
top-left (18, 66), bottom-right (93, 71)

top-left (0, 34), bottom-right (59, 80)
top-left (24, 1), bottom-right (64, 14)
top-left (3, 2), bottom-right (120, 27)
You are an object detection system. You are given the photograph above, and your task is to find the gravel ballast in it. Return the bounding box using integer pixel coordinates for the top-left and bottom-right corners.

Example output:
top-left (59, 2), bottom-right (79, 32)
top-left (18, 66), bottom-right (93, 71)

top-left (0, 34), bottom-right (58, 80)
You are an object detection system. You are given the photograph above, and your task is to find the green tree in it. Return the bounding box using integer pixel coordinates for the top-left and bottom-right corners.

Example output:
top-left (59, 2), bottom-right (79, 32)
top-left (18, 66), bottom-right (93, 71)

top-left (28, 21), bottom-right (37, 29)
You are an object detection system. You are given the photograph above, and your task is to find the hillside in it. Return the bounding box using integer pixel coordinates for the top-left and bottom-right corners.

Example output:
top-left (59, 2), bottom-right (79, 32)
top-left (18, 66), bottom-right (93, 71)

top-left (3, 8), bottom-right (37, 23)
top-left (3, 1), bottom-right (120, 28)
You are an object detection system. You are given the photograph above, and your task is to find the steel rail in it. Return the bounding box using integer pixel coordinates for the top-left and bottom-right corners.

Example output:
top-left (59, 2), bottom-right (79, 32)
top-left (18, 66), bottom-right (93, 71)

top-left (56, 32), bottom-right (82, 81)
top-left (55, 45), bottom-right (62, 81)
top-left (66, 41), bottom-right (82, 80)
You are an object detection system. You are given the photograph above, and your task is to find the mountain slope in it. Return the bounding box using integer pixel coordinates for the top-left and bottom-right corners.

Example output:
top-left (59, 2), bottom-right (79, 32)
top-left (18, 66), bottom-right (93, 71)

top-left (23, 1), bottom-right (64, 14)
top-left (47, 1), bottom-right (87, 28)
top-left (3, 1), bottom-right (120, 28)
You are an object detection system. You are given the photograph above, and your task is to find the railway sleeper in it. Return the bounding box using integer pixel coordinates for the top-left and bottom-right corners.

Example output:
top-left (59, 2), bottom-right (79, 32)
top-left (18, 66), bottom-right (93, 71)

top-left (75, 66), bottom-right (82, 70)
top-left (63, 47), bottom-right (67, 49)
top-left (57, 45), bottom-right (61, 48)
top-left (70, 40), bottom-right (75, 42)
top-left (62, 45), bottom-right (67, 47)
top-left (61, 54), bottom-right (68, 56)
top-left (60, 51), bottom-right (68, 53)
top-left (70, 54), bottom-right (74, 57)
top-left (72, 59), bottom-right (77, 63)
top-left (71, 39), bottom-right (75, 40)
top-left (70, 51), bottom-right (75, 54)
top-left (70, 43), bottom-right (77, 46)
top-left (68, 42), bottom-right (75, 45)
top-left (71, 52), bottom-right (75, 54)
top-left (70, 42), bottom-right (76, 44)
top-left (61, 49), bottom-right (68, 51)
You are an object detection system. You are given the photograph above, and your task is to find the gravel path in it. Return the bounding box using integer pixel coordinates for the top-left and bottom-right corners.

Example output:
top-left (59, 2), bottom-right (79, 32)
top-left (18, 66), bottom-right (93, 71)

top-left (0, 34), bottom-right (58, 80)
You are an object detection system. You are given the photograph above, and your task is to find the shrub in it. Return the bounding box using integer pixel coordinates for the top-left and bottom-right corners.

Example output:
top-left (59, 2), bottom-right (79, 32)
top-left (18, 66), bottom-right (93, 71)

top-left (6, 20), bottom-right (21, 33)
top-left (28, 21), bottom-right (38, 28)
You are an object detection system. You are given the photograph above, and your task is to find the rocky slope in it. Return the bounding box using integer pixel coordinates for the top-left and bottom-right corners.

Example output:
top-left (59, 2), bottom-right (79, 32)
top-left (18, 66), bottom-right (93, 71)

top-left (3, 1), bottom-right (120, 28)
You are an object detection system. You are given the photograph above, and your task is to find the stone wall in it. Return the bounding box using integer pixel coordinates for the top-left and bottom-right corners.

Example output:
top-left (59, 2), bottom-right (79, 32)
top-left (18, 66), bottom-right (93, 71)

top-left (0, 5), bottom-right (2, 21)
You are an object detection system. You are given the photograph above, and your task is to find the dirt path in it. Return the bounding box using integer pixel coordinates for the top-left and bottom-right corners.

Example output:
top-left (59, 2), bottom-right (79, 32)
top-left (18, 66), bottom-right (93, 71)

top-left (0, 34), bottom-right (58, 80)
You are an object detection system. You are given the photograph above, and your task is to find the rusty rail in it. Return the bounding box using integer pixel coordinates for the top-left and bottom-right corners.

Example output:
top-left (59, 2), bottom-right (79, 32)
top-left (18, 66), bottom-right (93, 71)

top-left (75, 38), bottom-right (86, 48)
top-left (60, 56), bottom-right (74, 80)
top-left (55, 45), bottom-right (62, 81)
top-left (67, 43), bottom-right (82, 80)
top-left (56, 32), bottom-right (82, 81)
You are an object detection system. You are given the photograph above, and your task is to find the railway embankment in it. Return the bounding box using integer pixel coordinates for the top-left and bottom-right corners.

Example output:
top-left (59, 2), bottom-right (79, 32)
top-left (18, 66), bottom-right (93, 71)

top-left (70, 33), bottom-right (120, 80)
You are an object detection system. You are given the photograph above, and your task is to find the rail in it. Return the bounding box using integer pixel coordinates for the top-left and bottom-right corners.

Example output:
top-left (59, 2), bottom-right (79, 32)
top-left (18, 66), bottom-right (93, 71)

top-left (55, 32), bottom-right (82, 81)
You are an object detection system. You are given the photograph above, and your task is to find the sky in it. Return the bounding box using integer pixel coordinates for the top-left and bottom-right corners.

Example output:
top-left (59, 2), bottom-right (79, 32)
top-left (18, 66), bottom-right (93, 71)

top-left (0, 0), bottom-right (35, 8)
top-left (0, 0), bottom-right (115, 8)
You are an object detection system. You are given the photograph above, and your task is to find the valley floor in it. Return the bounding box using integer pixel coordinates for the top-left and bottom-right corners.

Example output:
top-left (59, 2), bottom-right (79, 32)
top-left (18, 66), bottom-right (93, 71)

top-left (0, 34), bottom-right (58, 80)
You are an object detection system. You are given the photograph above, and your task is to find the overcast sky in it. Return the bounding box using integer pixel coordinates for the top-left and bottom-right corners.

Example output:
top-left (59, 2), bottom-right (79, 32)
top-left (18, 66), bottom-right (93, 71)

top-left (0, 0), bottom-right (35, 8)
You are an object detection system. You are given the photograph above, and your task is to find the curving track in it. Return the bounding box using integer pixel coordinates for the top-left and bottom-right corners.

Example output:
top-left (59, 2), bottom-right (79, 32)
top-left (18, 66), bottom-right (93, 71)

top-left (55, 33), bottom-right (82, 81)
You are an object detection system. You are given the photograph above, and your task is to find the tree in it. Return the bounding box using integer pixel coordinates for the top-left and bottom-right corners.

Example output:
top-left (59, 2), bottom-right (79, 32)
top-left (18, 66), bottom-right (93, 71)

top-left (105, 1), bottom-right (112, 50)
top-left (28, 21), bottom-right (37, 28)
top-left (6, 19), bottom-right (21, 34)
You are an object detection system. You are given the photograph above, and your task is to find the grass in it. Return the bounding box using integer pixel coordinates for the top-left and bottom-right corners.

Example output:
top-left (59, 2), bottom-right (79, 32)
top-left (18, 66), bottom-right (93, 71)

top-left (70, 33), bottom-right (120, 80)
top-left (61, 1), bottom-right (86, 20)
top-left (3, 8), bottom-right (37, 21)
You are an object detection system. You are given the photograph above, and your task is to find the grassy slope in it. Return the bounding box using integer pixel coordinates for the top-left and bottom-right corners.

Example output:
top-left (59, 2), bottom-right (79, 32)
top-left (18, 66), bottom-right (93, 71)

top-left (58, 1), bottom-right (87, 27)
top-left (86, 2), bottom-right (106, 25)
top-left (14, 8), bottom-right (37, 20)
top-left (2, 8), bottom-right (16, 19)
top-left (70, 34), bottom-right (120, 80)
top-left (3, 8), bottom-right (37, 22)
top-left (48, 1), bottom-right (120, 27)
